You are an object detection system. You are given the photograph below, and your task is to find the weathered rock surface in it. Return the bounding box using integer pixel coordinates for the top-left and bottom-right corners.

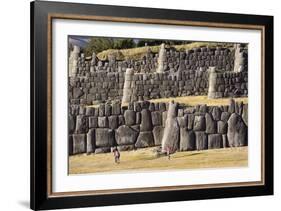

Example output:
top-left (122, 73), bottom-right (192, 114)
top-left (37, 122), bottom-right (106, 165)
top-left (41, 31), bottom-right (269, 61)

top-left (152, 126), bottom-right (164, 146)
top-left (124, 110), bottom-right (136, 126)
top-left (140, 109), bottom-right (153, 131)
top-left (75, 115), bottom-right (88, 133)
top-left (98, 116), bottom-right (108, 128)
top-left (195, 132), bottom-right (208, 150)
top-left (95, 128), bottom-right (115, 147)
top-left (227, 113), bottom-right (247, 147)
top-left (242, 103), bottom-right (248, 126)
top-left (86, 129), bottom-right (95, 153)
top-left (115, 125), bottom-right (139, 145)
top-left (208, 134), bottom-right (222, 149)
top-left (187, 114), bottom-right (194, 130)
top-left (222, 134), bottom-right (229, 148)
top-left (177, 115), bottom-right (188, 128)
top-left (228, 99), bottom-right (235, 113)
top-left (69, 114), bottom-right (76, 133)
top-left (73, 87), bottom-right (83, 99)
top-left (212, 106), bottom-right (221, 121)
top-left (108, 115), bottom-right (118, 129)
top-left (135, 131), bottom-right (154, 148)
top-left (217, 120), bottom-right (228, 134)
top-left (180, 129), bottom-right (195, 151)
top-left (205, 113), bottom-right (217, 134)
top-left (151, 111), bottom-right (162, 126)
top-left (193, 115), bottom-right (206, 131)
top-left (89, 116), bottom-right (98, 128)
top-left (221, 112), bottom-right (231, 122)
top-left (161, 102), bottom-right (180, 152)
top-left (72, 134), bottom-right (86, 154)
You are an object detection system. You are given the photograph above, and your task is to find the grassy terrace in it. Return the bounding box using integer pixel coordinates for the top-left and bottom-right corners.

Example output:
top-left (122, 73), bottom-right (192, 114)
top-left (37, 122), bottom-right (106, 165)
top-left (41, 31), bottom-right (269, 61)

top-left (88, 96), bottom-right (248, 108)
top-left (69, 146), bottom-right (248, 174)
top-left (97, 42), bottom-right (234, 61)
top-left (149, 95), bottom-right (248, 107)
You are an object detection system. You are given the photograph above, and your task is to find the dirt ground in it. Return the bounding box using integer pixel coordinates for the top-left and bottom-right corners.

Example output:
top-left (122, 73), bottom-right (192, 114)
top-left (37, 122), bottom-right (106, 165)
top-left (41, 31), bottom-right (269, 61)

top-left (69, 146), bottom-right (248, 175)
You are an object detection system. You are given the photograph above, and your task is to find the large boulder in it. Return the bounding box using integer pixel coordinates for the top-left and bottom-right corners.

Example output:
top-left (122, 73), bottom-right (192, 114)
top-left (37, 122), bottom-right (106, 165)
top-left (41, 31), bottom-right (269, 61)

top-left (112, 102), bottom-right (121, 115)
top-left (98, 116), bottom-right (108, 128)
top-left (161, 102), bottom-right (180, 152)
top-left (227, 113), bottom-right (247, 147)
top-left (88, 116), bottom-right (98, 128)
top-left (115, 125), bottom-right (139, 145)
top-left (95, 128), bottom-right (115, 147)
top-left (140, 109), bottom-right (153, 131)
top-left (124, 110), bottom-right (136, 126)
top-left (75, 115), bottom-right (88, 133)
top-left (180, 129), bottom-right (195, 151)
top-left (135, 131), bottom-right (154, 148)
top-left (151, 111), bottom-right (162, 126)
top-left (152, 126), bottom-right (164, 146)
top-left (86, 129), bottom-right (95, 153)
top-left (108, 115), bottom-right (118, 129)
top-left (205, 113), bottom-right (217, 134)
top-left (195, 132), bottom-right (208, 150)
top-left (208, 134), bottom-right (222, 149)
top-left (212, 107), bottom-right (222, 121)
top-left (193, 115), bottom-right (206, 131)
top-left (217, 120), bottom-right (228, 134)
top-left (221, 112), bottom-right (231, 122)
top-left (72, 134), bottom-right (86, 154)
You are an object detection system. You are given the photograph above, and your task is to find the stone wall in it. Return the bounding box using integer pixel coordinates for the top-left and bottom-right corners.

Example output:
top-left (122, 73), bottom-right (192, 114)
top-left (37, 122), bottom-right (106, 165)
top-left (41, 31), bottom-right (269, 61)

top-left (69, 99), bottom-right (248, 155)
top-left (69, 69), bottom-right (248, 105)
top-left (68, 45), bottom-right (248, 105)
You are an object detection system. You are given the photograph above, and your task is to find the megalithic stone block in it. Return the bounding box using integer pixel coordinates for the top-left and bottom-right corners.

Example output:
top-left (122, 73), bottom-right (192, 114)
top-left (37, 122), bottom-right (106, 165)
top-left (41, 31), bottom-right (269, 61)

top-left (161, 101), bottom-right (180, 152)
top-left (72, 134), bottom-right (86, 154)
top-left (227, 113), bottom-right (248, 147)
top-left (86, 129), bottom-right (95, 154)
top-left (195, 132), bottom-right (208, 150)
top-left (208, 134), bottom-right (222, 149)
top-left (180, 129), bottom-right (195, 151)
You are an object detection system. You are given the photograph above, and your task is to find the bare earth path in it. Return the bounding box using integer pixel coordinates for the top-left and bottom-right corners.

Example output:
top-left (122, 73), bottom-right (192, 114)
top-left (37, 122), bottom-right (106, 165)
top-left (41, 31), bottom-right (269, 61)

top-left (69, 147), bottom-right (248, 175)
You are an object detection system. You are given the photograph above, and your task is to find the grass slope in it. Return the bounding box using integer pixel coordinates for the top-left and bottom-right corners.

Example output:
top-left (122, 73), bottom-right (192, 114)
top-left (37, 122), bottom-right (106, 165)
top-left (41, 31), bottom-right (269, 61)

top-left (69, 146), bottom-right (248, 174)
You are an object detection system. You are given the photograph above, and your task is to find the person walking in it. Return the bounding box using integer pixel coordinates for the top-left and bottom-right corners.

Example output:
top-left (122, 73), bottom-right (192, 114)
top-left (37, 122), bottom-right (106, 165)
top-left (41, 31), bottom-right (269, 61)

top-left (113, 147), bottom-right (120, 164)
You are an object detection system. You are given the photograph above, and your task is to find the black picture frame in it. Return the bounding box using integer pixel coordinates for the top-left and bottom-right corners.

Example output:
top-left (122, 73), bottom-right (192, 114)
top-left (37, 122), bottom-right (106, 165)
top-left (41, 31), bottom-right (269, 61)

top-left (30, 1), bottom-right (274, 210)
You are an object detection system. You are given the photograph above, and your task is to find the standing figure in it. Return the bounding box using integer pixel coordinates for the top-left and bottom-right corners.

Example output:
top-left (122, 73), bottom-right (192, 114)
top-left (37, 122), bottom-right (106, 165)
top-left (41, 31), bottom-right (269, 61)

top-left (113, 147), bottom-right (120, 164)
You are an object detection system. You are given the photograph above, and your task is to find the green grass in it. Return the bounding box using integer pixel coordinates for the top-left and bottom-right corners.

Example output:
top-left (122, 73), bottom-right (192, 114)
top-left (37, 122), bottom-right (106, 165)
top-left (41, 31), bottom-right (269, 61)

top-left (69, 146), bottom-right (248, 174)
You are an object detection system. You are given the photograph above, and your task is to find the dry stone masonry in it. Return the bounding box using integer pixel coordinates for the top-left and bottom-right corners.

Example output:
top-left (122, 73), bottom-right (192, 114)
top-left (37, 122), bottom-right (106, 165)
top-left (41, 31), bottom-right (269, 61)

top-left (68, 42), bottom-right (248, 155)
top-left (69, 99), bottom-right (248, 155)
top-left (68, 44), bottom-right (248, 106)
